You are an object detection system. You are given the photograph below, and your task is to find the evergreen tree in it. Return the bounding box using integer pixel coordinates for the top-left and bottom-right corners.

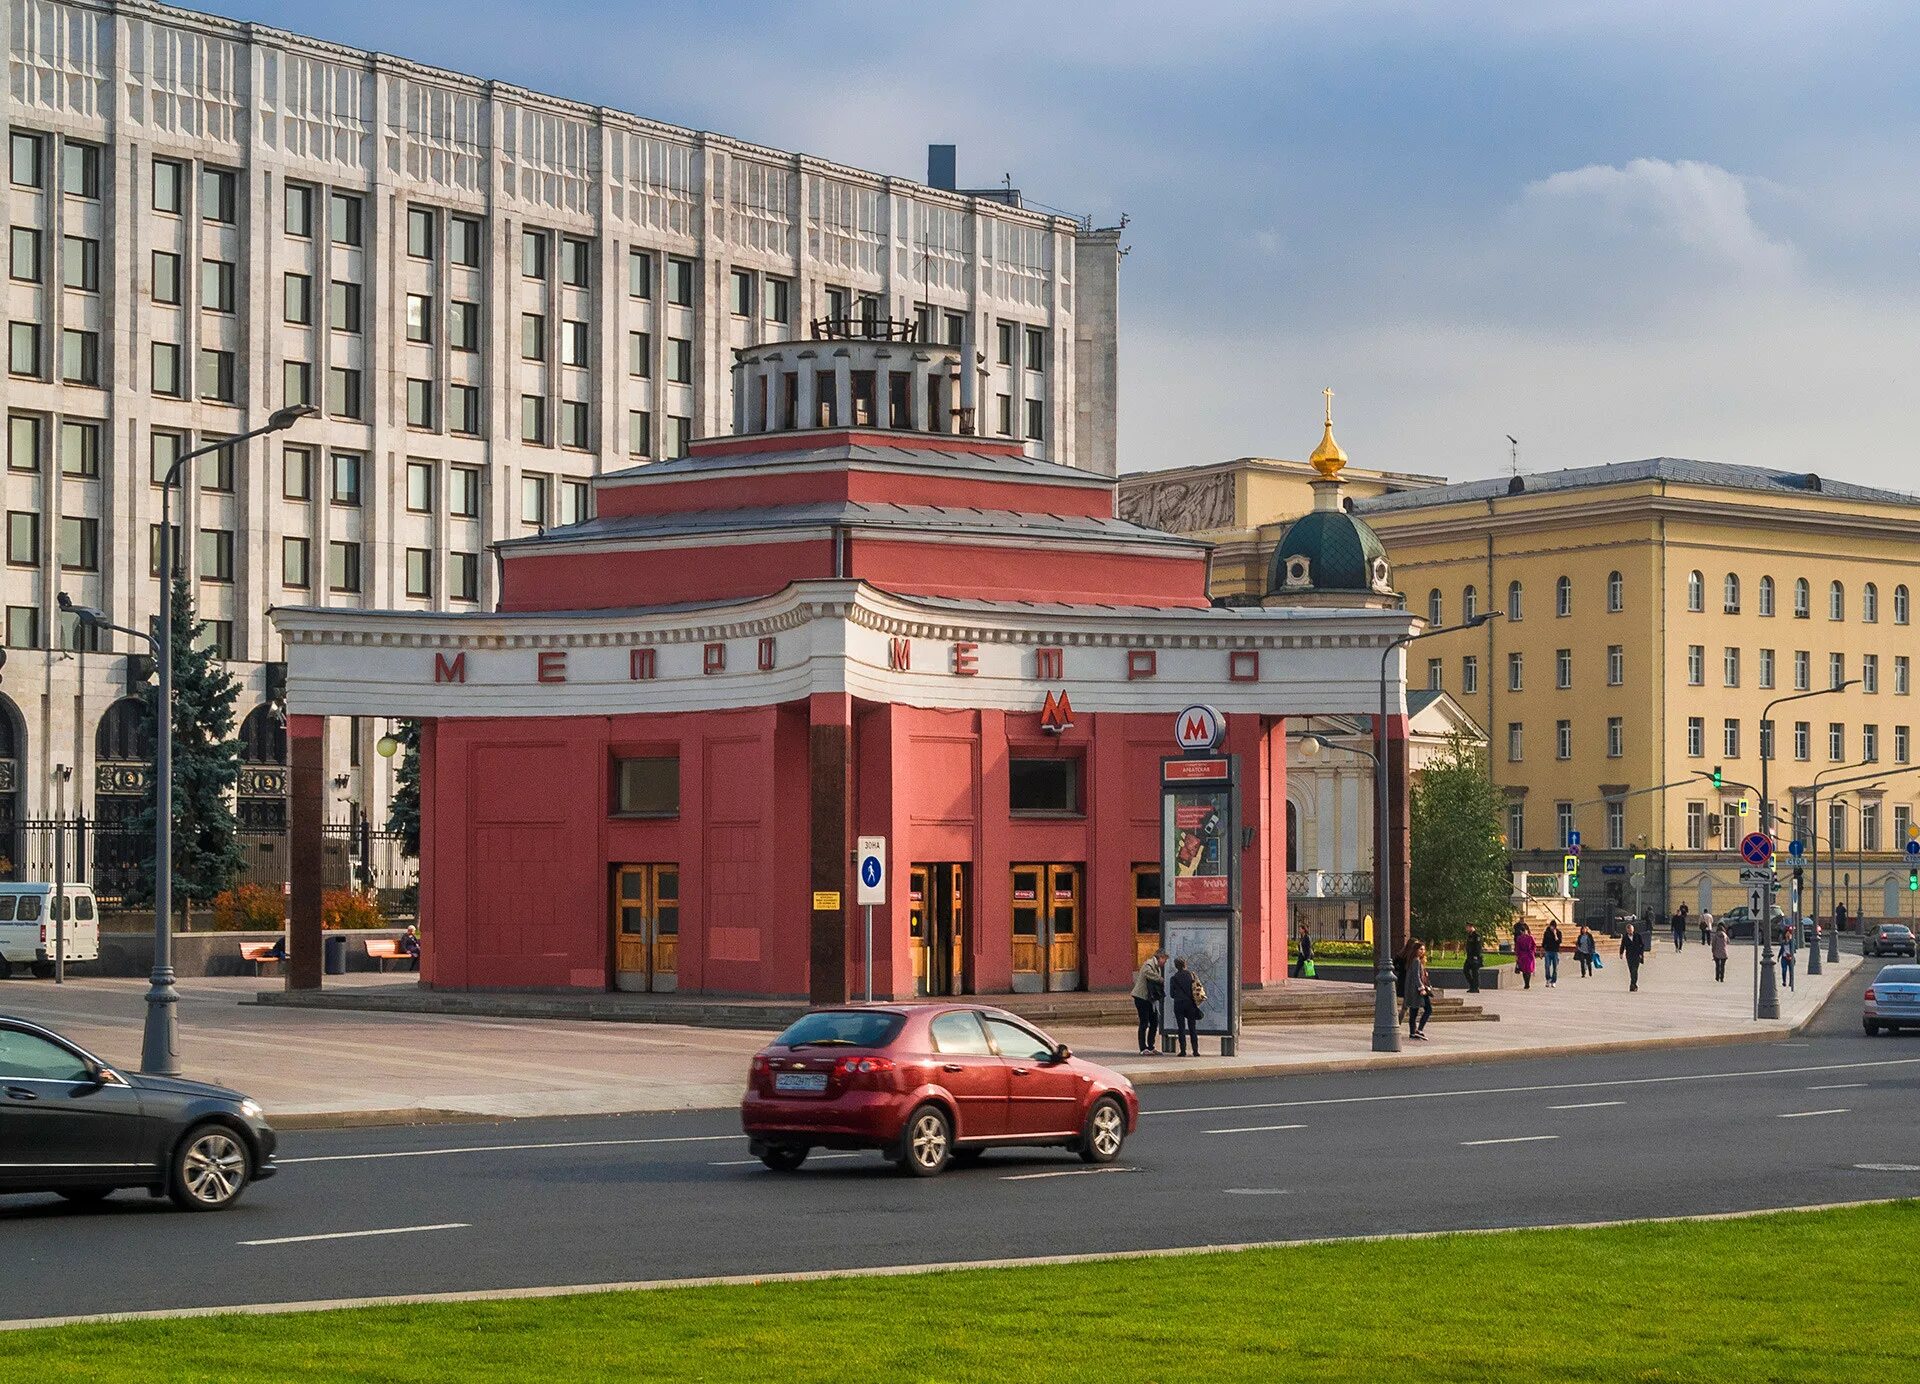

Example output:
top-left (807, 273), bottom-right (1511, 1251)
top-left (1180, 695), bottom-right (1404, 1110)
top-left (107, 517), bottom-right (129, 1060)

top-left (387, 719), bottom-right (422, 858)
top-left (124, 574), bottom-right (246, 916)
top-left (1408, 731), bottom-right (1518, 944)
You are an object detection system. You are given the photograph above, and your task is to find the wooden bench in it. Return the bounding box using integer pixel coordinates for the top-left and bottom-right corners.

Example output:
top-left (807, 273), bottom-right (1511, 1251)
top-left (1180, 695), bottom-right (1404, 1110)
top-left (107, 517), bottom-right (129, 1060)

top-left (240, 941), bottom-right (283, 975)
top-left (365, 938), bottom-right (417, 972)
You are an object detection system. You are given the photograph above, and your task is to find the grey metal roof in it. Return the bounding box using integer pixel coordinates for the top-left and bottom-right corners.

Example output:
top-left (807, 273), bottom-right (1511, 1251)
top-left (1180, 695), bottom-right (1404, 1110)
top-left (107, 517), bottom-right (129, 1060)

top-left (1353, 458), bottom-right (1920, 515)
top-left (599, 436), bottom-right (1112, 488)
top-left (498, 501), bottom-right (1208, 553)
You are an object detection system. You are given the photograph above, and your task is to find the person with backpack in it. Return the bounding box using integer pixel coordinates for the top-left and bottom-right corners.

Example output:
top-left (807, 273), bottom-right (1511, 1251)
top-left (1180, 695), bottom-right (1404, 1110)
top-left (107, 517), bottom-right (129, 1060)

top-left (1404, 941), bottom-right (1433, 1040)
top-left (1541, 920), bottom-right (1563, 988)
top-left (1574, 924), bottom-right (1597, 978)
top-left (1462, 924), bottom-right (1485, 994)
top-left (1130, 948), bottom-right (1166, 1055)
top-left (1169, 957), bottom-right (1203, 1056)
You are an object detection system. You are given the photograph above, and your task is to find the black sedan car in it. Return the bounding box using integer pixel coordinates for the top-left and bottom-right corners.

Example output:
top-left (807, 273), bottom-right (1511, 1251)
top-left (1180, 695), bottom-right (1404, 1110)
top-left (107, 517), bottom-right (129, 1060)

top-left (0, 1015), bottom-right (277, 1210)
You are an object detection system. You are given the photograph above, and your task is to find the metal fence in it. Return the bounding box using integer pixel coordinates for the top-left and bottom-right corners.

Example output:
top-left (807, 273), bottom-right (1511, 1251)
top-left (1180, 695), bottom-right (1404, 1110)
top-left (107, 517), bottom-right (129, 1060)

top-left (10, 818), bottom-right (417, 907)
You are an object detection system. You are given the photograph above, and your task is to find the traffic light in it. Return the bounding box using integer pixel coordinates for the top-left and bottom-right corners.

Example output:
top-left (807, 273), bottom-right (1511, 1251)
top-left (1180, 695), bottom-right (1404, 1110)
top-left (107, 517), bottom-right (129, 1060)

top-left (1909, 868), bottom-right (1918, 893)
top-left (1712, 765), bottom-right (1724, 790)
top-left (1794, 867), bottom-right (1805, 890)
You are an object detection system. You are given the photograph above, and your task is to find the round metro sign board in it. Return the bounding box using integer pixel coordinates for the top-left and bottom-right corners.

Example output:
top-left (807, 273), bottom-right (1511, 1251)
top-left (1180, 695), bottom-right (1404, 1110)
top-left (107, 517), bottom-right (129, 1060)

top-left (1174, 704), bottom-right (1226, 753)
top-left (1739, 832), bottom-right (1774, 867)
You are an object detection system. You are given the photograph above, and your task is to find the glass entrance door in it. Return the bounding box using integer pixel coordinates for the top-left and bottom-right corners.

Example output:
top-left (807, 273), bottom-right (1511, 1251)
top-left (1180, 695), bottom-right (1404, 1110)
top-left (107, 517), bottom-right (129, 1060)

top-left (612, 863), bottom-right (678, 992)
top-left (911, 863), bottom-right (969, 996)
top-left (1011, 863), bottom-right (1083, 993)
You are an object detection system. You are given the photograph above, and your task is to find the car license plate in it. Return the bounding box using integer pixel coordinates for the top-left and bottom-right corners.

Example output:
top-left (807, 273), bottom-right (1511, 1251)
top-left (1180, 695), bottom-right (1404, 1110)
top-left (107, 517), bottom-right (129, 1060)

top-left (774, 1071), bottom-right (828, 1093)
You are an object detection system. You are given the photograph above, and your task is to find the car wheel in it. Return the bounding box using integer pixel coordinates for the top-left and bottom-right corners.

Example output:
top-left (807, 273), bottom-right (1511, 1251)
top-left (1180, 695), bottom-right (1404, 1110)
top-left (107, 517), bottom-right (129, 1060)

top-left (1865, 1019), bottom-right (1881, 1037)
top-left (168, 1123), bottom-right (252, 1211)
top-left (1079, 1097), bottom-right (1127, 1164)
top-left (897, 1104), bottom-right (952, 1177)
top-left (30, 961), bottom-right (55, 979)
top-left (56, 1187), bottom-right (113, 1205)
top-left (759, 1146), bottom-right (808, 1173)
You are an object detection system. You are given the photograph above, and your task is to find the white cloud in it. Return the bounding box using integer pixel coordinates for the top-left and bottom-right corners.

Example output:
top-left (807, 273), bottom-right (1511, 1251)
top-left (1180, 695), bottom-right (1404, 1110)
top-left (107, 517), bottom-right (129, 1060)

top-left (1511, 158), bottom-right (1794, 277)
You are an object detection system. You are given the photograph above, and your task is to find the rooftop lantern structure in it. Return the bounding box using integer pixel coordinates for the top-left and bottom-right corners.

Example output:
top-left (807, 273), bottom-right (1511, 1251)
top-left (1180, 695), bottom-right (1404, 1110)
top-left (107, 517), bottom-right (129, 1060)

top-left (731, 315), bottom-right (990, 439)
top-left (1264, 389), bottom-right (1399, 610)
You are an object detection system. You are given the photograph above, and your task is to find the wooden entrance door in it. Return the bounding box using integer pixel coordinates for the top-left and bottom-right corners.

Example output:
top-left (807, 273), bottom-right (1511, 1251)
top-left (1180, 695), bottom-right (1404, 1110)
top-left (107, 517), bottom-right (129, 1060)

top-left (612, 864), bottom-right (679, 992)
top-left (911, 863), bottom-right (969, 996)
top-left (1011, 863), bottom-right (1083, 993)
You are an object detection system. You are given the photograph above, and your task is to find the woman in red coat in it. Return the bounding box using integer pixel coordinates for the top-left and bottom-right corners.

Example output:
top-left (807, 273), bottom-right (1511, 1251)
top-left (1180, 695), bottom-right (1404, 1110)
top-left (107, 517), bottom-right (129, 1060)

top-left (1514, 922), bottom-right (1538, 990)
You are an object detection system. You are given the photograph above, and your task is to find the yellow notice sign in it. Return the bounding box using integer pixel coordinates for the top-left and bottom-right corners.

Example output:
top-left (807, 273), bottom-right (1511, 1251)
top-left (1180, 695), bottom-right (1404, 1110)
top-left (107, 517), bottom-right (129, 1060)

top-left (812, 890), bottom-right (842, 911)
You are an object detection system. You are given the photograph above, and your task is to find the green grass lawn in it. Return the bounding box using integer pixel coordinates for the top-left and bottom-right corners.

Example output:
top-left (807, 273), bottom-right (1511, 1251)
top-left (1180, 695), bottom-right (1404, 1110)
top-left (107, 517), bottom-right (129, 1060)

top-left (14, 1202), bottom-right (1919, 1382)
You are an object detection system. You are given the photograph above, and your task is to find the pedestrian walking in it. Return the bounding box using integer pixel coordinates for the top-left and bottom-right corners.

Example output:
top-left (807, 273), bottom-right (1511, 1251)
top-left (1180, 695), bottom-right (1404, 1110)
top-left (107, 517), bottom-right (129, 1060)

top-left (1169, 957), bottom-right (1203, 1056)
top-left (1699, 910), bottom-right (1712, 947)
top-left (1779, 927), bottom-right (1796, 990)
top-left (1835, 900), bottom-right (1850, 939)
top-left (1620, 923), bottom-right (1645, 992)
top-left (1574, 924), bottom-right (1597, 978)
top-left (1541, 920), bottom-right (1563, 988)
top-left (1514, 921), bottom-right (1537, 990)
top-left (1404, 941), bottom-right (1433, 1040)
top-left (1293, 925), bottom-right (1315, 979)
top-left (1463, 924), bottom-right (1485, 994)
top-left (1130, 948), bottom-right (1166, 1054)
top-left (1711, 921), bottom-right (1729, 982)
top-left (1672, 902), bottom-right (1689, 951)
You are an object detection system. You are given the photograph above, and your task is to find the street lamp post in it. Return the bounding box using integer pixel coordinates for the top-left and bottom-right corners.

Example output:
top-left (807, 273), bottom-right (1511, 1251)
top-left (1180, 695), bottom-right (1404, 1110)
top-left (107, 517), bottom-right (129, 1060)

top-left (68, 404), bottom-right (314, 1075)
top-left (1372, 612), bottom-right (1497, 1053)
top-left (1757, 682), bottom-right (1857, 1019)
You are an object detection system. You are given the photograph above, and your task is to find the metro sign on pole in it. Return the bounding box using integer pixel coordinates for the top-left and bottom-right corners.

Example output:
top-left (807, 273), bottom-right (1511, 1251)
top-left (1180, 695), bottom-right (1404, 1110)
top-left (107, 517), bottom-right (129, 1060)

top-left (1173, 704), bottom-right (1226, 753)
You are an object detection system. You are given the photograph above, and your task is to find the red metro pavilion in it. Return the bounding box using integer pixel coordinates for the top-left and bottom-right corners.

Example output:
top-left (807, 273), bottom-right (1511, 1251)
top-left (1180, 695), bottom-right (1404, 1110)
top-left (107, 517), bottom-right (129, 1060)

top-left (272, 327), bottom-right (1420, 1002)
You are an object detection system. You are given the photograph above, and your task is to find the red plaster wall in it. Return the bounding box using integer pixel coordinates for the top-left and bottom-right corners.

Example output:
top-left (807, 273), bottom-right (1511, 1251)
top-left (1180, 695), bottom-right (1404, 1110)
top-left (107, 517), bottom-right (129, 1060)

top-left (594, 466), bottom-right (1110, 522)
top-left (848, 539), bottom-right (1211, 609)
top-left (498, 539), bottom-right (836, 612)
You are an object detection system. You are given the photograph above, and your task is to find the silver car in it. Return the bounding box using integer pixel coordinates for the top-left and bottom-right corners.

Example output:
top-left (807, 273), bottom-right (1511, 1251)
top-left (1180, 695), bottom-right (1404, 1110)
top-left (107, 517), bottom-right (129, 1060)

top-left (1864, 924), bottom-right (1916, 959)
top-left (1863, 964), bottom-right (1920, 1036)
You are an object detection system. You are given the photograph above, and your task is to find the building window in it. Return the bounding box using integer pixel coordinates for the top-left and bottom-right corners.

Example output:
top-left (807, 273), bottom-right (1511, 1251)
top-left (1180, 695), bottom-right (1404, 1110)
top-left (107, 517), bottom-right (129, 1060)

top-left (1897, 726), bottom-right (1911, 765)
top-left (450, 551), bottom-right (480, 601)
top-left (1555, 649), bottom-right (1571, 690)
top-left (327, 540), bottom-right (362, 593)
top-left (560, 401), bottom-right (589, 450)
top-left (281, 536), bottom-right (309, 588)
top-left (406, 379), bottom-right (434, 430)
top-left (1506, 723), bottom-right (1523, 763)
top-left (1507, 652), bottom-right (1523, 692)
top-left (1897, 656), bottom-right (1911, 696)
top-left (1864, 724), bottom-right (1880, 763)
top-left (1864, 582), bottom-right (1879, 623)
top-left (60, 139), bottom-right (100, 197)
top-left (1794, 650), bottom-right (1810, 691)
top-left (1897, 585), bottom-right (1911, 625)
top-left (1025, 327), bottom-right (1046, 372)
top-left (766, 277), bottom-right (791, 325)
top-left (1556, 802), bottom-right (1574, 847)
top-left (62, 330), bottom-right (100, 386)
top-left (6, 511), bottom-right (39, 564)
top-left (995, 321), bottom-right (1015, 366)
top-left (1898, 806), bottom-right (1914, 843)
top-left (730, 268), bottom-right (753, 317)
top-left (1687, 645), bottom-right (1704, 686)
top-left (406, 461), bottom-right (434, 513)
top-left (330, 451), bottom-right (363, 506)
top-left (1463, 585), bottom-right (1478, 621)
top-left (199, 446), bottom-right (234, 493)
top-left (1863, 802), bottom-right (1883, 853)
top-left (626, 331), bottom-right (652, 378)
top-left (1009, 757), bottom-right (1081, 814)
top-left (59, 420), bottom-right (99, 478)
top-left (1759, 719), bottom-right (1774, 761)
top-left (284, 272), bottom-right (312, 324)
top-left (198, 528), bottom-right (234, 582)
top-left (559, 480), bottom-right (590, 527)
top-left (1462, 656), bottom-right (1479, 695)
top-left (1025, 398), bottom-right (1045, 442)
top-left (560, 237), bottom-right (591, 288)
top-left (668, 416), bottom-right (693, 457)
top-left (1555, 720), bottom-right (1571, 760)
top-left (1555, 575), bottom-right (1571, 618)
top-left (284, 446), bottom-right (313, 501)
top-left (405, 548), bottom-right (433, 599)
top-left (1686, 716), bottom-right (1704, 758)
top-left (1758, 575), bottom-right (1775, 617)
top-left (1865, 653), bottom-right (1880, 694)
top-left (1829, 580), bottom-right (1845, 621)
top-left (1687, 570), bottom-right (1704, 612)
top-left (668, 337), bottom-right (692, 383)
top-left (450, 301), bottom-right (479, 352)
top-left (8, 414), bottom-right (41, 472)
top-left (153, 157), bottom-right (185, 213)
top-left (11, 130), bottom-right (44, 187)
top-left (1607, 645), bottom-right (1624, 687)
top-left (628, 410), bottom-right (652, 456)
top-left (521, 474), bottom-right (549, 527)
top-left (1724, 719), bottom-right (1741, 758)
top-left (1828, 803), bottom-right (1847, 853)
top-left (1427, 589), bottom-right (1443, 625)
top-left (1793, 721), bottom-right (1809, 761)
top-left (1723, 646), bottom-right (1740, 688)
top-left (1830, 652), bottom-right (1846, 689)
top-left (149, 429), bottom-right (185, 485)
top-left (449, 466), bottom-right (481, 518)
top-left (1828, 722), bottom-right (1844, 762)
top-left (1607, 717), bottom-right (1624, 759)
top-left (1504, 801), bottom-right (1524, 852)
top-left (996, 394), bottom-right (1013, 436)
top-left (628, 249), bottom-right (653, 298)
top-left (11, 321), bottom-right (42, 376)
top-left (407, 206), bottom-right (435, 259)
top-left (1759, 647), bottom-right (1775, 689)
top-left (196, 348), bottom-right (234, 402)
top-left (1606, 801), bottom-right (1625, 850)
top-left (523, 232), bottom-right (550, 280)
top-left (285, 183), bottom-right (313, 237)
top-left (406, 294), bottom-right (433, 344)
top-left (1686, 801), bottom-right (1705, 850)
top-left (329, 192), bottom-right (363, 247)
top-left (449, 216), bottom-right (482, 268)
top-left (4, 605), bottom-right (39, 649)
top-left (328, 367), bottom-right (362, 419)
top-left (560, 320), bottom-right (588, 367)
top-left (63, 235), bottom-right (99, 291)
top-left (665, 257), bottom-right (694, 306)
top-left (200, 167), bottom-right (236, 223)
top-left (1506, 580), bottom-right (1523, 622)
top-left (1426, 658), bottom-right (1443, 691)
top-left (521, 314), bottom-right (545, 361)
top-left (1721, 572), bottom-right (1739, 613)
top-left (146, 251), bottom-right (180, 306)
top-left (520, 395), bottom-right (547, 445)
top-left (1606, 570), bottom-right (1623, 613)
top-left (1794, 577), bottom-right (1810, 618)
top-left (614, 757), bottom-right (680, 816)
top-left (8, 226), bottom-right (38, 282)
top-left (330, 280), bottom-right (362, 334)
top-left (449, 385), bottom-right (481, 436)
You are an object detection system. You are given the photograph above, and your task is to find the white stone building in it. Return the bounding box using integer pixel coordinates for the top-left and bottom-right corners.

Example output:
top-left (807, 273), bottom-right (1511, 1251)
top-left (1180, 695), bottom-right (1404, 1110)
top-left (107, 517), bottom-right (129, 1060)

top-left (0, 0), bottom-right (1121, 861)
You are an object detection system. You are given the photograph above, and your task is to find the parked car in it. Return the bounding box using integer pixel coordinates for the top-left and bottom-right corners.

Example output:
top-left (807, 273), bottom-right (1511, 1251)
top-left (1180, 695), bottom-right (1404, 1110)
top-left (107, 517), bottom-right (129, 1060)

top-left (1864, 965), bottom-right (1920, 1036)
top-left (0, 883), bottom-right (101, 979)
top-left (1718, 903), bottom-right (1788, 941)
top-left (0, 1015), bottom-right (277, 1210)
top-left (742, 1004), bottom-right (1138, 1177)
top-left (1864, 924), bottom-right (1917, 958)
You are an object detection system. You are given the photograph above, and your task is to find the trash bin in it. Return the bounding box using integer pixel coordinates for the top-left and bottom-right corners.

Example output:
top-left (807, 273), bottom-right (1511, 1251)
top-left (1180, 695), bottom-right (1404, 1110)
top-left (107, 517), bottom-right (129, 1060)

top-left (323, 933), bottom-right (348, 975)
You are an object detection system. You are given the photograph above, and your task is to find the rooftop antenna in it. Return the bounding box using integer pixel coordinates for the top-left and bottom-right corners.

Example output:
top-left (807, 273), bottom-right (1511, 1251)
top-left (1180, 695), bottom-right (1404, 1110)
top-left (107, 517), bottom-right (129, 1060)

top-left (1506, 434), bottom-right (1519, 477)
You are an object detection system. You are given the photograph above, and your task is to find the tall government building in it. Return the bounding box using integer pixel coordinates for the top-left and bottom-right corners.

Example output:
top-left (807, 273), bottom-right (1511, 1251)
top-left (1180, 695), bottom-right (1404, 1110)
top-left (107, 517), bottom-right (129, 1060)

top-left (1, 0), bottom-right (1122, 861)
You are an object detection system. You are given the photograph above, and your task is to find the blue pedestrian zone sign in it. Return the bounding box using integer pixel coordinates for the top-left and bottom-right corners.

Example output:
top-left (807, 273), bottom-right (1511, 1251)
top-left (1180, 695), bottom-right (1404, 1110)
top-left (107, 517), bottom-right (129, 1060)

top-left (861, 857), bottom-right (882, 888)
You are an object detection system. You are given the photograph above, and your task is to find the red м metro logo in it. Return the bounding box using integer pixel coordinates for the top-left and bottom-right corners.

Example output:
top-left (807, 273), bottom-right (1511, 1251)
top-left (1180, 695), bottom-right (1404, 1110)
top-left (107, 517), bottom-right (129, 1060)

top-left (1174, 704), bottom-right (1225, 752)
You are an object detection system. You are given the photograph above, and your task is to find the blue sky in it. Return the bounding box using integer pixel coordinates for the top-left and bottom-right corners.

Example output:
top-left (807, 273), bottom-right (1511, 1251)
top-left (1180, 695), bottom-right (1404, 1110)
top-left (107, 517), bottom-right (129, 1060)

top-left (202, 1), bottom-right (1920, 486)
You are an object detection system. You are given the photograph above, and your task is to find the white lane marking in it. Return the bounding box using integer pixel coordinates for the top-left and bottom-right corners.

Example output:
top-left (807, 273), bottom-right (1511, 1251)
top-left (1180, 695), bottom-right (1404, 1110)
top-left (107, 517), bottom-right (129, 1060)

top-left (242, 1223), bottom-right (468, 1248)
top-left (1550, 1101), bottom-right (1624, 1110)
top-left (1461, 1135), bottom-right (1560, 1147)
top-left (1224, 1188), bottom-right (1293, 1196)
top-left (708, 1153), bottom-right (862, 1167)
top-left (1855, 1163), bottom-right (1920, 1172)
top-left (1807, 1083), bottom-right (1866, 1091)
top-left (999, 1167), bottom-right (1138, 1182)
top-left (1777, 1109), bottom-right (1850, 1119)
top-left (1150, 1058), bottom-right (1920, 1117)
top-left (1203, 1123), bottom-right (1307, 1135)
top-left (277, 1134), bottom-right (737, 1165)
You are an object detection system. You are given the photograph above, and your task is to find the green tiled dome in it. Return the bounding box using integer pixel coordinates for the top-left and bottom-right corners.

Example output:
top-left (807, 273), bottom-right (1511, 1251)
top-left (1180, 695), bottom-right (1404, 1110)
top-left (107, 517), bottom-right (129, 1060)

top-left (1267, 509), bottom-right (1391, 594)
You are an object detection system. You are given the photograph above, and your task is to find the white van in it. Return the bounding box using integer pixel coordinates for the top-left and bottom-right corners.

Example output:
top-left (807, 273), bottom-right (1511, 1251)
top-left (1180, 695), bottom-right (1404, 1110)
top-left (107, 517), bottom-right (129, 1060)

top-left (0, 882), bottom-right (102, 978)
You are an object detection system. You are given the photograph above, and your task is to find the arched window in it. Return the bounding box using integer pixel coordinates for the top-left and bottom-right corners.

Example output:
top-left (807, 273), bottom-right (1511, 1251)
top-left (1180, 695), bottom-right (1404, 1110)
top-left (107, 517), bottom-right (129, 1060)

top-left (1506, 580), bottom-right (1523, 622)
top-left (1897, 584), bottom-right (1911, 626)
top-left (238, 704), bottom-right (287, 763)
top-left (1758, 575), bottom-right (1775, 617)
top-left (1555, 575), bottom-right (1572, 618)
top-left (1723, 573), bottom-right (1740, 614)
top-left (1794, 578), bottom-right (1810, 618)
top-left (1829, 580), bottom-right (1845, 621)
top-left (1686, 571), bottom-right (1704, 612)
top-left (1463, 585), bottom-right (1478, 621)
top-left (1427, 589), bottom-right (1443, 626)
top-left (95, 697), bottom-right (156, 762)
top-left (237, 704), bottom-right (289, 831)
top-left (1607, 570), bottom-right (1624, 613)
top-left (1864, 582), bottom-right (1879, 624)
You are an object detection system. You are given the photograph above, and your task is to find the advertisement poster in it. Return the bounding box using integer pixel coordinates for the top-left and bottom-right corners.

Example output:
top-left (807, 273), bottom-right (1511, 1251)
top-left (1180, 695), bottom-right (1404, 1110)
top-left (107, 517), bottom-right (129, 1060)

top-left (1164, 789), bottom-right (1229, 906)
top-left (1160, 916), bottom-right (1233, 1036)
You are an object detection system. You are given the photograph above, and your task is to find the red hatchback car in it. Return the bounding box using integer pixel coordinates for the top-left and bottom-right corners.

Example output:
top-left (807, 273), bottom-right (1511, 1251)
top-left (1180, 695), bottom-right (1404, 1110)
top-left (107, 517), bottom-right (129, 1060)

top-left (742, 1004), bottom-right (1139, 1176)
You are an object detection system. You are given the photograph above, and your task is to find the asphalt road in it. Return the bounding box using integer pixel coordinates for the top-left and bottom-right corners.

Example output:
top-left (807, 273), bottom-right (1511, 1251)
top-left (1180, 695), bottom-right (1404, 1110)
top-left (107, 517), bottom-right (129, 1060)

top-left (5, 958), bottom-right (1916, 1326)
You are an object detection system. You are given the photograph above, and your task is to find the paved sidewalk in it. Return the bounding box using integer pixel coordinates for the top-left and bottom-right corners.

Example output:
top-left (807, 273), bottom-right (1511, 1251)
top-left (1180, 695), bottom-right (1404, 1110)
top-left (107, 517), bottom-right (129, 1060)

top-left (0, 938), bottom-right (1857, 1124)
